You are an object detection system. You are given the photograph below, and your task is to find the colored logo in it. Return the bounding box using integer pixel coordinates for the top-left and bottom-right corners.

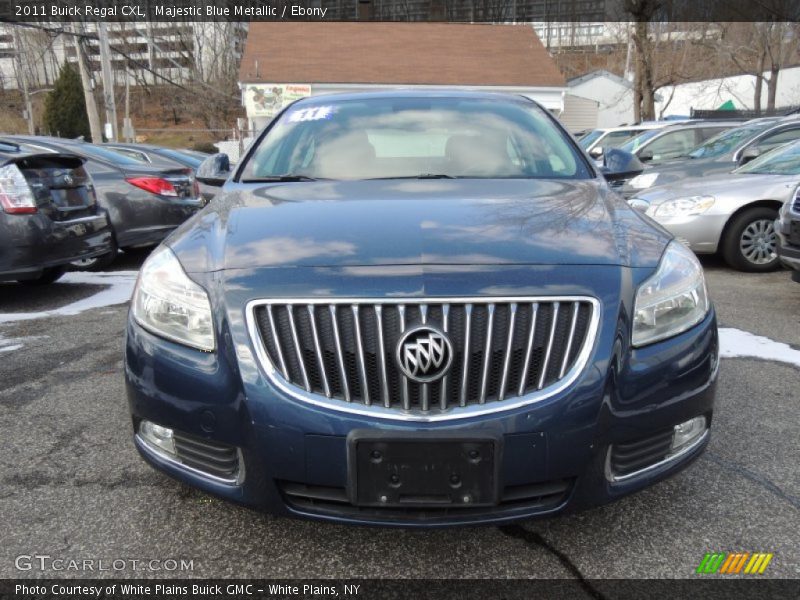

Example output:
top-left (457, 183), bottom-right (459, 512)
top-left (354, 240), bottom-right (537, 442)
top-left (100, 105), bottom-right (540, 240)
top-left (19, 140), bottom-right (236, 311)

top-left (696, 552), bottom-right (774, 575)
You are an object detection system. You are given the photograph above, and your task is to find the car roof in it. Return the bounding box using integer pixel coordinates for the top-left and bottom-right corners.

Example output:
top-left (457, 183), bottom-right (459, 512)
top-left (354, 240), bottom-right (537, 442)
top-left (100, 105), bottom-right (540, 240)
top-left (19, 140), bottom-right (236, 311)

top-left (4, 135), bottom-right (85, 150)
top-left (596, 123), bottom-right (667, 133)
top-left (649, 120), bottom-right (744, 132)
top-left (289, 89), bottom-right (544, 107)
top-left (0, 138), bottom-right (59, 159)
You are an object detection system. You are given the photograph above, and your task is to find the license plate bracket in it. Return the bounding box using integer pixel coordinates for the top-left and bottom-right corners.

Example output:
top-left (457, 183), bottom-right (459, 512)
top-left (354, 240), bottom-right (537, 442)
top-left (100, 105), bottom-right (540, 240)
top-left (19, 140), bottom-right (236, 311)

top-left (347, 431), bottom-right (500, 508)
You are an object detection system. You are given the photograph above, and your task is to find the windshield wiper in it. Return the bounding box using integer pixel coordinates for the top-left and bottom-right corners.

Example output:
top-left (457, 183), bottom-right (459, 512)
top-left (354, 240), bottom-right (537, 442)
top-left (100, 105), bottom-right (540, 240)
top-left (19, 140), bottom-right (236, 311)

top-left (241, 174), bottom-right (319, 182)
top-left (365, 173), bottom-right (456, 180)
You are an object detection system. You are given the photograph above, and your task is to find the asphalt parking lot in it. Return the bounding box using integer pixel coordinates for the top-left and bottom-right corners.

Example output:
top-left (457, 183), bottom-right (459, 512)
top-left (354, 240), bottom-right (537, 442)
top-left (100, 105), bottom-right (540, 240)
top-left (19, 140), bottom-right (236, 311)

top-left (0, 253), bottom-right (798, 582)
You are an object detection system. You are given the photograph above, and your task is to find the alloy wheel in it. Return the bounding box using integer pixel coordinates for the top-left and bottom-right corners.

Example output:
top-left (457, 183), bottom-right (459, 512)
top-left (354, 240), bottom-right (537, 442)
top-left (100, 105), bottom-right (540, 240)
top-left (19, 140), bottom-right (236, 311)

top-left (739, 219), bottom-right (777, 266)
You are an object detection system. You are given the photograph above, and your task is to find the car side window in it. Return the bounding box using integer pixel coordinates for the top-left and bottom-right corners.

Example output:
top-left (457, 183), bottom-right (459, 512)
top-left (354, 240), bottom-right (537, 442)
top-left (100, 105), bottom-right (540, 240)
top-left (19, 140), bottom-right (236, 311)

top-left (699, 127), bottom-right (728, 143)
top-left (602, 130), bottom-right (637, 148)
top-left (645, 130), bottom-right (696, 160)
top-left (750, 127), bottom-right (800, 154)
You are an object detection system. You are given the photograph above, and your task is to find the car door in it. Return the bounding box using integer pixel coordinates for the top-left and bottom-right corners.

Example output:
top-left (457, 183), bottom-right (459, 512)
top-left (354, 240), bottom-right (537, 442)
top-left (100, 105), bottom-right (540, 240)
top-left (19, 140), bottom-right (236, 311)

top-left (642, 129), bottom-right (696, 162)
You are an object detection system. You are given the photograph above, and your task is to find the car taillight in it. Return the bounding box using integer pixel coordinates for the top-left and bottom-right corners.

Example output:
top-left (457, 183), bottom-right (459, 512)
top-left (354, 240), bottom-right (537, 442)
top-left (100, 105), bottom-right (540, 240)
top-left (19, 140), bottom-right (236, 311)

top-left (0, 163), bottom-right (37, 214)
top-left (126, 177), bottom-right (178, 197)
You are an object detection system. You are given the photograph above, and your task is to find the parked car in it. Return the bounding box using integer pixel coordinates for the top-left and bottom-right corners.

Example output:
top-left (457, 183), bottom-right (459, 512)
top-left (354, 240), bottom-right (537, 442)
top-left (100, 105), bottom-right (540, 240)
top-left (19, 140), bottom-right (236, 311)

top-left (103, 143), bottom-right (186, 165)
top-left (127, 91), bottom-right (718, 526)
top-left (578, 122), bottom-right (668, 159)
top-left (618, 121), bottom-right (742, 165)
top-left (3, 136), bottom-right (203, 269)
top-left (776, 184), bottom-right (800, 282)
top-left (629, 139), bottom-right (800, 271)
top-left (103, 143), bottom-right (216, 203)
top-left (621, 116), bottom-right (800, 197)
top-left (0, 141), bottom-right (112, 284)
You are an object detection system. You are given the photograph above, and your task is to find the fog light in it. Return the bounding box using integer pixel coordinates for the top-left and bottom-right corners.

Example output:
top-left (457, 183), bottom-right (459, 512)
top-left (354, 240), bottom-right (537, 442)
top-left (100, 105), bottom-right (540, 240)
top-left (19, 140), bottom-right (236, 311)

top-left (671, 416), bottom-right (706, 452)
top-left (139, 420), bottom-right (176, 457)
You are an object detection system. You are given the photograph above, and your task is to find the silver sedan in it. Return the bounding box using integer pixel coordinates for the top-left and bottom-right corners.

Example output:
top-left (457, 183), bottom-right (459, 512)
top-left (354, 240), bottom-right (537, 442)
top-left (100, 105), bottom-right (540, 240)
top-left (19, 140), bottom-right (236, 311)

top-left (628, 140), bottom-right (800, 271)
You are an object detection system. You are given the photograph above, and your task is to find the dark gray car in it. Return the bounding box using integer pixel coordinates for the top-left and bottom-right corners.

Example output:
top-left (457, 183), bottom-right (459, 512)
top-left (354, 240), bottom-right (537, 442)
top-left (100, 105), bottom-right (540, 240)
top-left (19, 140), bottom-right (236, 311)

top-left (621, 116), bottom-right (800, 197)
top-left (3, 136), bottom-right (203, 269)
top-left (103, 143), bottom-right (216, 203)
top-left (0, 142), bottom-right (112, 283)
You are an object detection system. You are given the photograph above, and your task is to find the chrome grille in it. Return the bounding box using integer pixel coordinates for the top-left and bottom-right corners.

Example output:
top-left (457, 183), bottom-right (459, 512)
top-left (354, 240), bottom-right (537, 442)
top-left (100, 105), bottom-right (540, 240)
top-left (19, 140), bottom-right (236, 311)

top-left (248, 297), bottom-right (599, 421)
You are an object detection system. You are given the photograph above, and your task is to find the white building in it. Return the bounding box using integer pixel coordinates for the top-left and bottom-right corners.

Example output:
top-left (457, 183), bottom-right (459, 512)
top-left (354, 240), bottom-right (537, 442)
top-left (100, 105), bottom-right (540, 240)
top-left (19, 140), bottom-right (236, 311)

top-left (656, 66), bottom-right (800, 117)
top-left (566, 70), bottom-right (637, 128)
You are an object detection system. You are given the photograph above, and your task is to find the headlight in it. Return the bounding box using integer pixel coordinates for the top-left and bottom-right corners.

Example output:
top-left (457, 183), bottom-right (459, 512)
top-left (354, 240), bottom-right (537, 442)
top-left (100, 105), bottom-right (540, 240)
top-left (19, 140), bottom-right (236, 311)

top-left (132, 246), bottom-right (215, 351)
top-left (633, 241), bottom-right (709, 346)
top-left (650, 195), bottom-right (715, 218)
top-left (628, 172), bottom-right (659, 190)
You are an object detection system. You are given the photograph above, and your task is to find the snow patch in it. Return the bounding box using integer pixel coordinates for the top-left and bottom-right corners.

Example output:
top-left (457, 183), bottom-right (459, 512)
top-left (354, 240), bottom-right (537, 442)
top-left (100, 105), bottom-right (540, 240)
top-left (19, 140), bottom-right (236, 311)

top-left (0, 333), bottom-right (49, 354)
top-left (719, 327), bottom-right (800, 368)
top-left (0, 271), bottom-right (137, 325)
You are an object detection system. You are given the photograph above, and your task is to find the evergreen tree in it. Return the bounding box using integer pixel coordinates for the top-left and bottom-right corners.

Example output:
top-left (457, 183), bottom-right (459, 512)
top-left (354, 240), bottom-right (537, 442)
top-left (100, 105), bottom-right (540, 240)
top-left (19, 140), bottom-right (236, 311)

top-left (43, 63), bottom-right (90, 139)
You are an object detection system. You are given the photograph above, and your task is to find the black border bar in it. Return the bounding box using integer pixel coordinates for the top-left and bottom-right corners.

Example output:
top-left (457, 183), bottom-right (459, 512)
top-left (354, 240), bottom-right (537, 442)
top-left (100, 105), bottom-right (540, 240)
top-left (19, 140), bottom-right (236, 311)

top-left (2, 579), bottom-right (800, 600)
top-left (1, 0), bottom-right (799, 23)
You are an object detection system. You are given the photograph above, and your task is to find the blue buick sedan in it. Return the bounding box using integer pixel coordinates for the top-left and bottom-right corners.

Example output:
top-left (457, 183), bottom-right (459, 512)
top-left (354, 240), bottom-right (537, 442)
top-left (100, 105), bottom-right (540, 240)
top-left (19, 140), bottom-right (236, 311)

top-left (124, 92), bottom-right (718, 526)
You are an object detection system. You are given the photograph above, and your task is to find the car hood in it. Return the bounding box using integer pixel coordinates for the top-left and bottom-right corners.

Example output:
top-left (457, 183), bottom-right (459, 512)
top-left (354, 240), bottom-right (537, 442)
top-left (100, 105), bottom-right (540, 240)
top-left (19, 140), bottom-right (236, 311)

top-left (167, 179), bottom-right (671, 273)
top-left (634, 172), bottom-right (800, 204)
top-left (622, 155), bottom-right (726, 192)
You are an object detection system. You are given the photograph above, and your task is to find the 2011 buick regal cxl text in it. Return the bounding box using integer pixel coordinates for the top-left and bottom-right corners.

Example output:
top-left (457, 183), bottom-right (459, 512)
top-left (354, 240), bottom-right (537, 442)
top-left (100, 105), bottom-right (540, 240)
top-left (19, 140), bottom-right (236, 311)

top-left (124, 92), bottom-right (718, 526)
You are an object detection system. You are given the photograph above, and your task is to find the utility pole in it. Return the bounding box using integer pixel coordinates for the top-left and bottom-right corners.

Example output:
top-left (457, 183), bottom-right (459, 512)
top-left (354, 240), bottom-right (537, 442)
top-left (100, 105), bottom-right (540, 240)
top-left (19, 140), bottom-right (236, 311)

top-left (12, 26), bottom-right (35, 135)
top-left (74, 23), bottom-right (103, 143)
top-left (97, 22), bottom-right (118, 142)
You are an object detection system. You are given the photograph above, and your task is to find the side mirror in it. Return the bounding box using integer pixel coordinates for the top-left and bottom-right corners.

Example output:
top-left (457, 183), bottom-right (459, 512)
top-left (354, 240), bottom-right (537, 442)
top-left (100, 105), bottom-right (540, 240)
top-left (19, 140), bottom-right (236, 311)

top-left (600, 148), bottom-right (645, 182)
top-left (196, 153), bottom-right (231, 187)
top-left (739, 146), bottom-right (761, 165)
top-left (638, 149), bottom-right (654, 162)
top-left (589, 146), bottom-right (604, 159)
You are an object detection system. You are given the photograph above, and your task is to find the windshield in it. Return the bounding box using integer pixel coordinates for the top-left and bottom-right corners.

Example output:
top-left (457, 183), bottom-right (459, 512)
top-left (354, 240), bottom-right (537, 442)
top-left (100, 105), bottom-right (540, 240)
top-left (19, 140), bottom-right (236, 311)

top-left (734, 140), bottom-right (800, 175)
top-left (688, 123), bottom-right (772, 159)
top-left (240, 96), bottom-right (592, 181)
top-left (620, 129), bottom-right (662, 153)
top-left (578, 129), bottom-right (604, 149)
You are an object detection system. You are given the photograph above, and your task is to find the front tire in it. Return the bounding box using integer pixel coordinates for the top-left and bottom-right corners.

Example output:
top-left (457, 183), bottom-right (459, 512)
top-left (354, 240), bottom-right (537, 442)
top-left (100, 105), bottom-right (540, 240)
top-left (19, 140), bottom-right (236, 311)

top-left (720, 207), bottom-right (780, 272)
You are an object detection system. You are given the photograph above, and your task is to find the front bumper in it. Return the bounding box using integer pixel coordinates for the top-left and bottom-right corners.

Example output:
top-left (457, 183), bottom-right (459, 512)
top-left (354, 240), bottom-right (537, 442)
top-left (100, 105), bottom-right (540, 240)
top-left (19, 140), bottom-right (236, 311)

top-left (646, 213), bottom-right (728, 254)
top-left (125, 305), bottom-right (719, 526)
top-left (776, 215), bottom-right (800, 277)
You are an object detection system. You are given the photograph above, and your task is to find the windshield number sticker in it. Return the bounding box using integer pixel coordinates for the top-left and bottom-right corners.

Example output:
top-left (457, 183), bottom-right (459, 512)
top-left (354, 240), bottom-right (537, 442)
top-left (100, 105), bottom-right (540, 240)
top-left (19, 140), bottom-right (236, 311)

top-left (287, 106), bottom-right (335, 123)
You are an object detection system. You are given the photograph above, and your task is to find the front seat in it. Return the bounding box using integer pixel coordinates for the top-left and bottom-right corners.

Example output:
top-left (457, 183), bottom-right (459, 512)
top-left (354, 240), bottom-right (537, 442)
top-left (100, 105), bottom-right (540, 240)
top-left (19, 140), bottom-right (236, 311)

top-left (445, 133), bottom-right (514, 176)
top-left (313, 130), bottom-right (377, 179)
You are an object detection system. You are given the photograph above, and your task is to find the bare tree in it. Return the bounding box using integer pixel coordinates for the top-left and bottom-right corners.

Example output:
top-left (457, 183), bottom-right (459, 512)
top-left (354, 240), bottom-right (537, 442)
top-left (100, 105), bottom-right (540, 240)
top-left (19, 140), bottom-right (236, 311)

top-left (715, 22), bottom-right (800, 113)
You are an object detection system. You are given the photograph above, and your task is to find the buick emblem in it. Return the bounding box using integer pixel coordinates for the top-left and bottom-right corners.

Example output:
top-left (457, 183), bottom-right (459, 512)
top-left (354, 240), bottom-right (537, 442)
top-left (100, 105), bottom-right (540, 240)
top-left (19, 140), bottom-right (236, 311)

top-left (396, 326), bottom-right (453, 383)
top-left (63, 174), bottom-right (73, 185)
